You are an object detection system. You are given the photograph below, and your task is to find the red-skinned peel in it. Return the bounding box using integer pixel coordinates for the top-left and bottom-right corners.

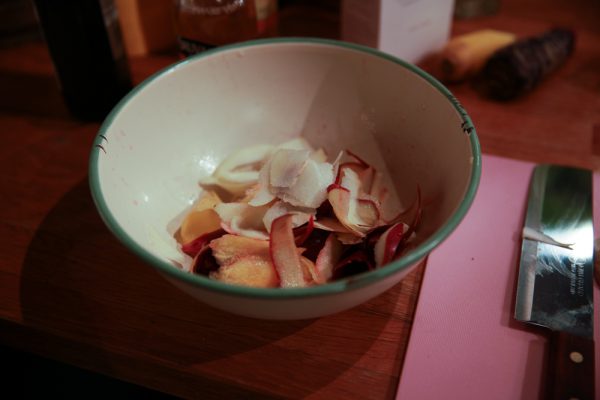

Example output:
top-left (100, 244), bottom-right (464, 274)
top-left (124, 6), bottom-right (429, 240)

top-left (191, 245), bottom-right (220, 275)
top-left (373, 222), bottom-right (407, 266)
top-left (333, 249), bottom-right (374, 280)
top-left (328, 186), bottom-right (380, 236)
top-left (345, 149), bottom-right (370, 168)
top-left (293, 215), bottom-right (314, 246)
top-left (181, 228), bottom-right (226, 257)
top-left (335, 162), bottom-right (365, 185)
top-left (327, 186), bottom-right (365, 235)
top-left (327, 183), bottom-right (346, 193)
top-left (373, 195), bottom-right (422, 267)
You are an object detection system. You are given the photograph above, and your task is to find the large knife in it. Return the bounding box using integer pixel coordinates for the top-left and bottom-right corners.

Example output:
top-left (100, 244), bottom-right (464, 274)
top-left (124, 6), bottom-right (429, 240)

top-left (515, 164), bottom-right (595, 400)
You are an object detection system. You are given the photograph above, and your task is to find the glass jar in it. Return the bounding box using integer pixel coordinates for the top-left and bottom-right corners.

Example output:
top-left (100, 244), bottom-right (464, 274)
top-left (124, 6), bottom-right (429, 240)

top-left (173, 0), bottom-right (258, 56)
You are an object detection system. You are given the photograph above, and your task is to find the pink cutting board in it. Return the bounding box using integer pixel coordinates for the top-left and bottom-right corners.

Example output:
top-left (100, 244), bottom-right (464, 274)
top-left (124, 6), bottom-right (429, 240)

top-left (397, 154), bottom-right (600, 400)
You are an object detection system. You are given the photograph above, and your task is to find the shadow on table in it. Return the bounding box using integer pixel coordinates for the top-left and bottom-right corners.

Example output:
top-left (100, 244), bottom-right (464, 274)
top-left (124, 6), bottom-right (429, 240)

top-left (20, 178), bottom-right (401, 399)
top-left (0, 343), bottom-right (176, 400)
top-left (0, 71), bottom-right (70, 118)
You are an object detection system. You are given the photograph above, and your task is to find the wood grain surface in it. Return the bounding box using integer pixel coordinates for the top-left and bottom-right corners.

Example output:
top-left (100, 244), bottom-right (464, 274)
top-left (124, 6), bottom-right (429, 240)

top-left (0, 0), bottom-right (598, 398)
top-left (431, 0), bottom-right (600, 170)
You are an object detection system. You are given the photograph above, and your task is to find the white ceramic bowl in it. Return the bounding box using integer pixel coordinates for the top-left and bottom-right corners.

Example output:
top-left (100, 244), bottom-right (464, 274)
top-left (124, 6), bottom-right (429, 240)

top-left (90, 38), bottom-right (481, 320)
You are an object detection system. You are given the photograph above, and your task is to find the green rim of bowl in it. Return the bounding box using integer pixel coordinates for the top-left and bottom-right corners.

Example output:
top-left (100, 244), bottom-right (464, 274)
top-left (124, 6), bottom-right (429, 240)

top-left (89, 37), bottom-right (481, 299)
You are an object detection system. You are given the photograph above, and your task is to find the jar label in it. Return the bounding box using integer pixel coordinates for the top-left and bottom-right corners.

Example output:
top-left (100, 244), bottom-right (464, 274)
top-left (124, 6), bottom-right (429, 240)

top-left (178, 37), bottom-right (215, 56)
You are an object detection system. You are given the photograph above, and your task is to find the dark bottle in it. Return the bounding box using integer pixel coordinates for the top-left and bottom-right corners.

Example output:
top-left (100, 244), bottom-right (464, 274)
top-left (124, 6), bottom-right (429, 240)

top-left (33, 0), bottom-right (132, 121)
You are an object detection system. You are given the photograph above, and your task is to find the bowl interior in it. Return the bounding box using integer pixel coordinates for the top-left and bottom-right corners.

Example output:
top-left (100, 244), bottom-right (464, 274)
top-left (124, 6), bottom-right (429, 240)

top-left (90, 39), bottom-right (480, 293)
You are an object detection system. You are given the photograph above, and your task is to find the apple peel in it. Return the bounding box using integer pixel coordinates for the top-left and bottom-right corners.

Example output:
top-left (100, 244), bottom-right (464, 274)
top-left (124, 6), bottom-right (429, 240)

top-left (262, 200), bottom-right (315, 233)
top-left (328, 184), bottom-right (379, 237)
top-left (373, 222), bottom-right (408, 267)
top-left (199, 144), bottom-right (273, 195)
top-left (191, 245), bottom-right (220, 275)
top-left (215, 202), bottom-right (270, 240)
top-left (293, 215), bottom-right (314, 246)
top-left (181, 228), bottom-right (226, 257)
top-left (269, 214), bottom-right (310, 288)
top-left (269, 149), bottom-right (311, 188)
top-left (313, 234), bottom-right (344, 283)
top-left (313, 217), bottom-right (351, 233)
top-left (333, 249), bottom-right (374, 279)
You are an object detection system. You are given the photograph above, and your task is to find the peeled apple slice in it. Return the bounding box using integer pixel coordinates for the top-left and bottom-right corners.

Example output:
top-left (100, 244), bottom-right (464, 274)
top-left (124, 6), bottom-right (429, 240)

top-left (209, 234), bottom-right (271, 265)
top-left (276, 137), bottom-right (314, 151)
top-left (356, 198), bottom-right (380, 227)
top-left (340, 167), bottom-right (361, 196)
top-left (269, 214), bottom-right (310, 288)
top-left (313, 217), bottom-right (351, 233)
top-left (179, 191), bottom-right (222, 244)
top-left (327, 186), bottom-right (354, 227)
top-left (249, 148), bottom-right (334, 208)
top-left (262, 201), bottom-right (314, 233)
top-left (248, 159), bottom-right (276, 206)
top-left (328, 186), bottom-right (366, 236)
top-left (215, 202), bottom-right (270, 240)
top-left (311, 148), bottom-right (328, 163)
top-left (279, 159), bottom-right (335, 208)
top-left (200, 144), bottom-right (274, 195)
top-left (269, 149), bottom-right (311, 188)
top-left (313, 234), bottom-right (343, 283)
top-left (327, 182), bottom-right (378, 236)
top-left (209, 255), bottom-right (279, 288)
top-left (249, 145), bottom-right (337, 209)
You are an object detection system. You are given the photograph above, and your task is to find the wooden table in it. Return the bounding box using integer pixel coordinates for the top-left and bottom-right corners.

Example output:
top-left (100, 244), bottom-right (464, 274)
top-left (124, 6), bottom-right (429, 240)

top-left (0, 0), bottom-right (598, 398)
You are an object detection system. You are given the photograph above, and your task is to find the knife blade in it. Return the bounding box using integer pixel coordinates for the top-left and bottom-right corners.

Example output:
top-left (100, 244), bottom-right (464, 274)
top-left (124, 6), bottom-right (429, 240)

top-left (515, 164), bottom-right (595, 400)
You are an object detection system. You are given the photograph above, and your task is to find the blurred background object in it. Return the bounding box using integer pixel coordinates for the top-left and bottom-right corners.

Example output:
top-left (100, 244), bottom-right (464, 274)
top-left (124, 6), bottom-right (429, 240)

top-left (255, 0), bottom-right (279, 37)
top-left (32, 0), bottom-right (132, 121)
top-left (341, 0), bottom-right (454, 63)
top-left (173, 0), bottom-right (277, 56)
top-left (0, 0), bottom-right (41, 47)
top-left (479, 28), bottom-right (576, 100)
top-left (115, 0), bottom-right (177, 57)
top-left (454, 0), bottom-right (500, 19)
top-left (440, 29), bottom-right (516, 82)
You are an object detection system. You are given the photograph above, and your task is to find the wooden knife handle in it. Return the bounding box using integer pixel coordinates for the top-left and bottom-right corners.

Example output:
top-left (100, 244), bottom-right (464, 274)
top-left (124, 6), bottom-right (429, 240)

top-left (547, 330), bottom-right (595, 400)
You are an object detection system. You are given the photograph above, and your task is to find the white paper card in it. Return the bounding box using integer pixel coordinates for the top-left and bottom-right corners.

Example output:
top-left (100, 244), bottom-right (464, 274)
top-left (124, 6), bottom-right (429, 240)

top-left (342, 0), bottom-right (455, 63)
top-left (379, 0), bottom-right (454, 62)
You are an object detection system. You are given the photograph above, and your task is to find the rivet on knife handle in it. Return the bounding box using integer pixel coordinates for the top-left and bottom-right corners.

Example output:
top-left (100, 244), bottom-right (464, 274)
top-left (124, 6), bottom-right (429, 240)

top-left (547, 331), bottom-right (595, 400)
